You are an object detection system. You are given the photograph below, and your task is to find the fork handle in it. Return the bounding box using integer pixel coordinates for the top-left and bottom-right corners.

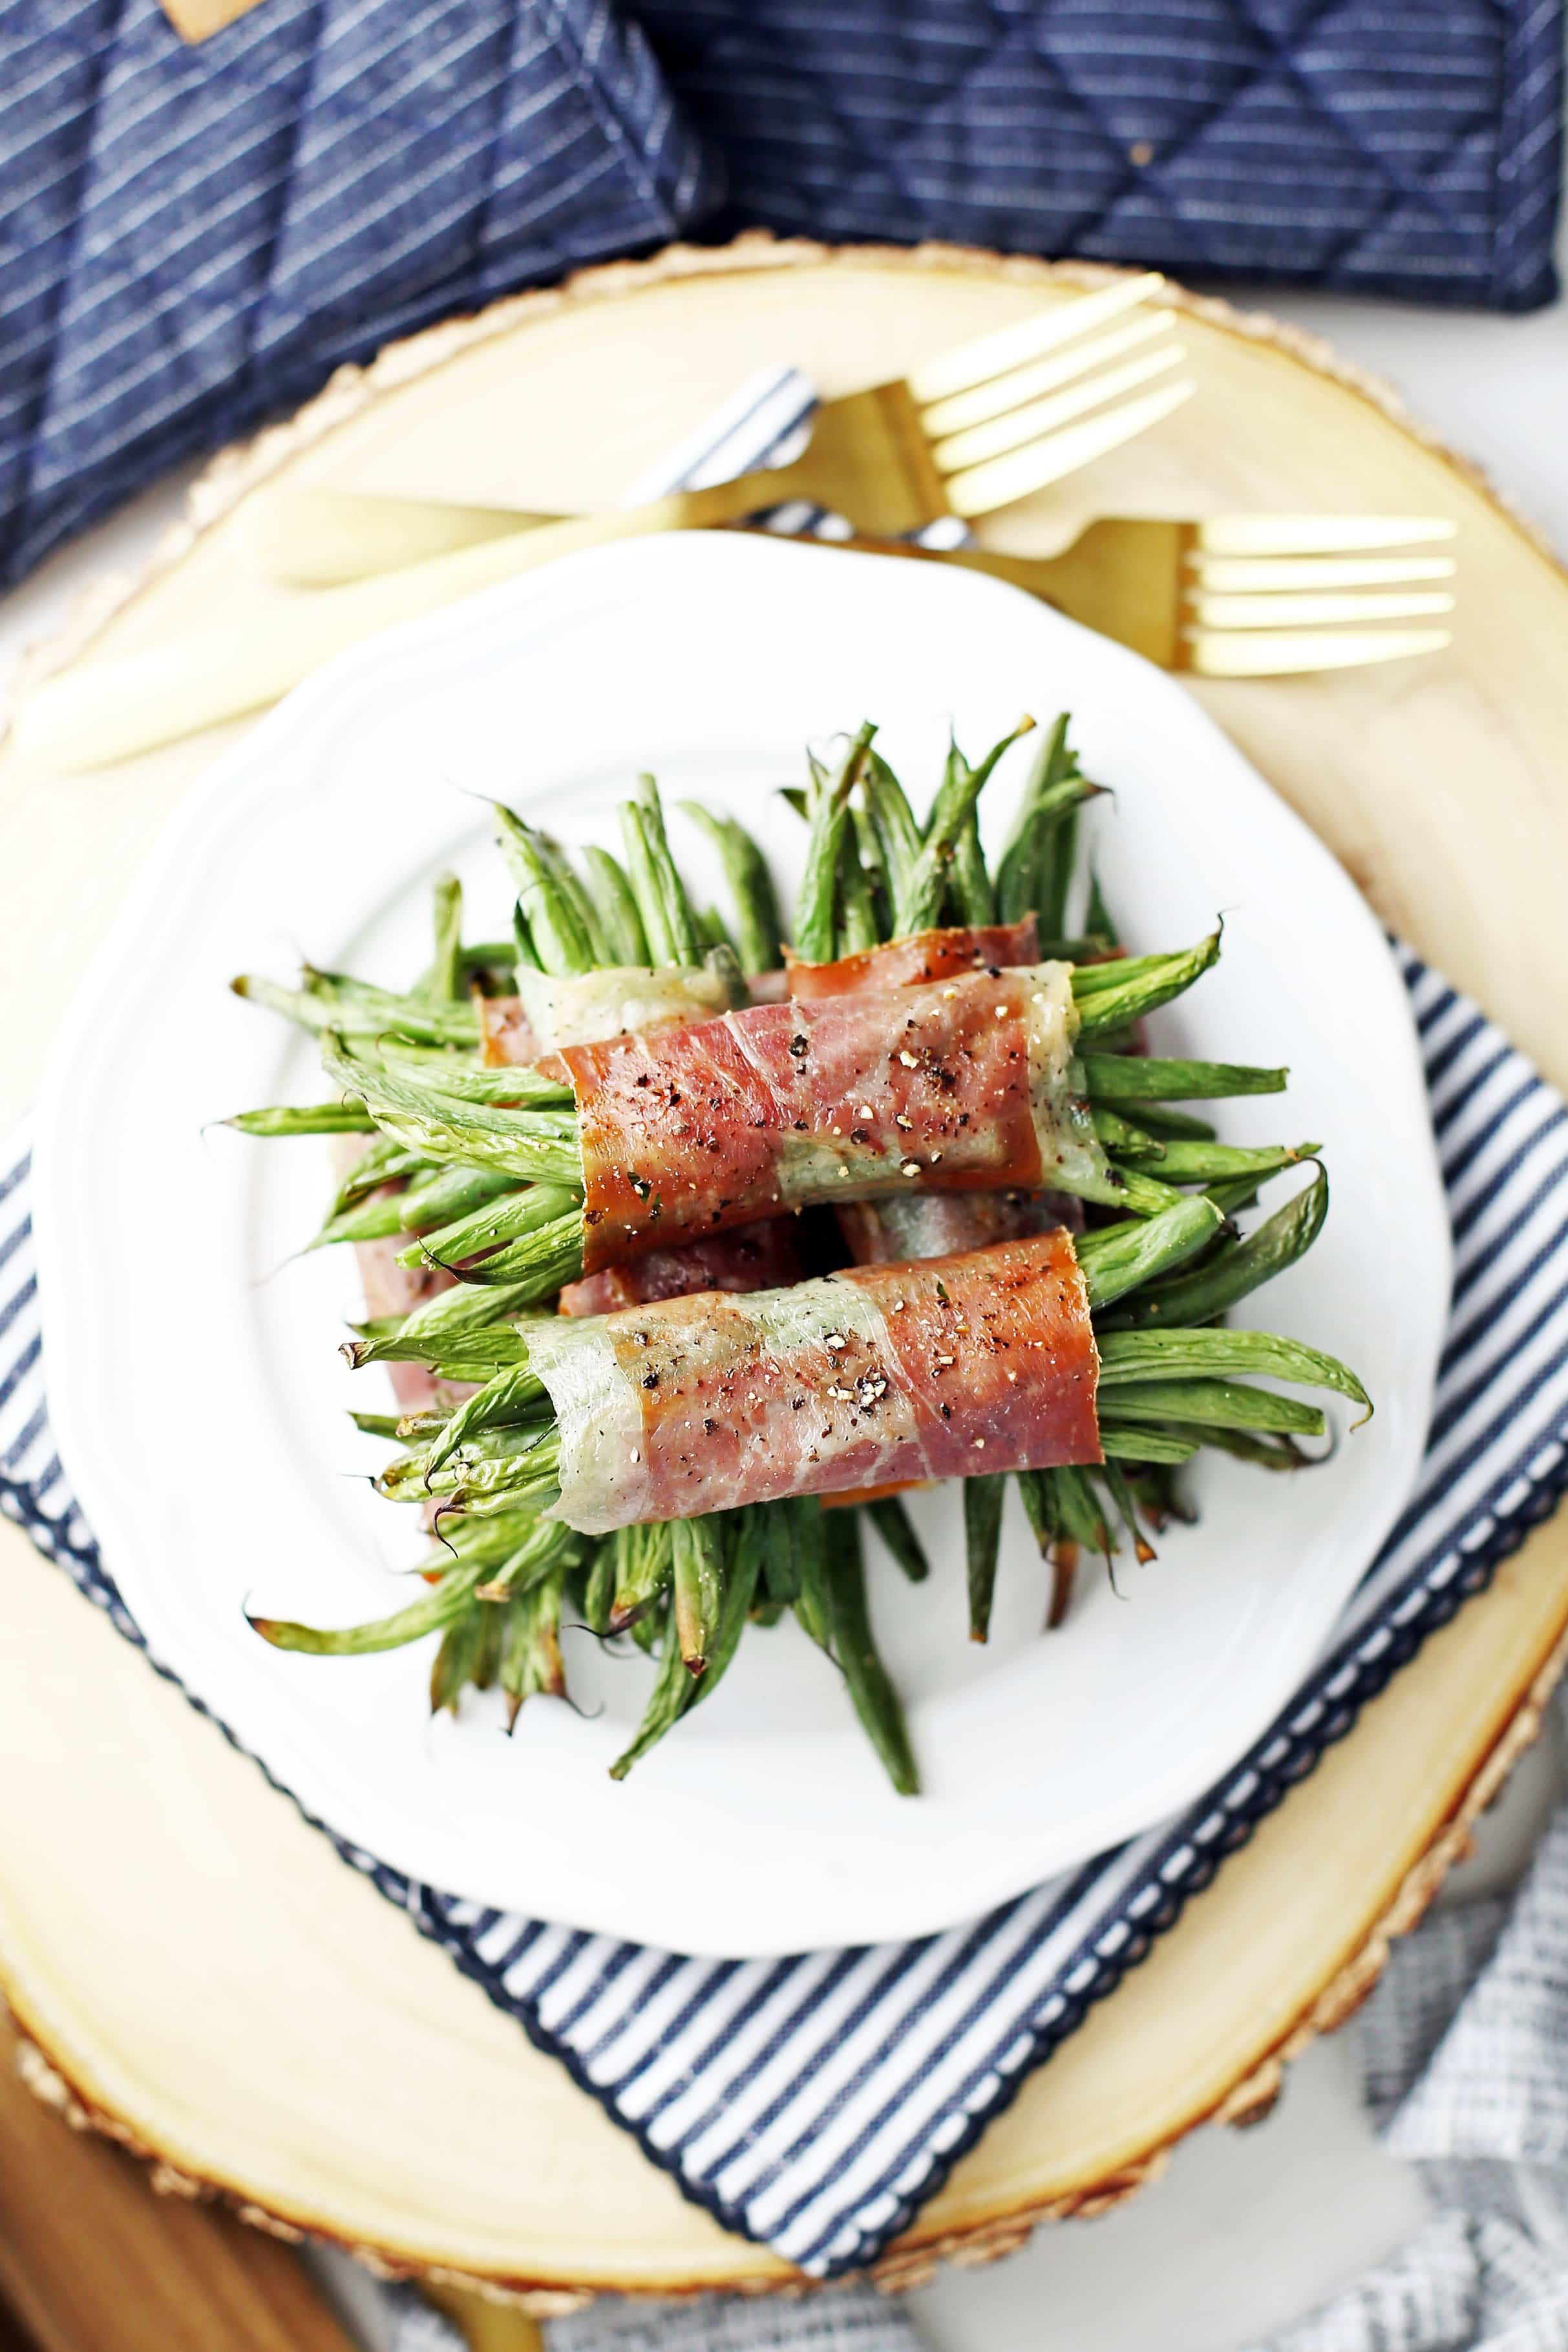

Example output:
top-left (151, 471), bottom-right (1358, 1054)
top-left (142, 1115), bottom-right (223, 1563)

top-left (238, 488), bottom-right (566, 586)
top-left (237, 455), bottom-right (834, 588)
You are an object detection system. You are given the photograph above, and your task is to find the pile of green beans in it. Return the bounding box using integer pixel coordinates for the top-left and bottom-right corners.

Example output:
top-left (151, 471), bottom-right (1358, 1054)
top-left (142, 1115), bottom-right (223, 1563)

top-left (233, 715), bottom-right (1366, 1787)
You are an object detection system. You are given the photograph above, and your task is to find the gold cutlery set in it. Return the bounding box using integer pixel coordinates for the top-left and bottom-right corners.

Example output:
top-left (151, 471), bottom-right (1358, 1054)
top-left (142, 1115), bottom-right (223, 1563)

top-left (14, 273), bottom-right (1456, 771)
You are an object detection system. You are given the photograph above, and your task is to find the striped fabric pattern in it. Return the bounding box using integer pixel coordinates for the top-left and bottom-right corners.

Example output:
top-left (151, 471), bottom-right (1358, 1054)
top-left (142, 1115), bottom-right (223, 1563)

top-left (1, 0), bottom-right (1562, 584)
top-left (639, 0), bottom-right (1565, 307)
top-left (8, 952), bottom-right (1568, 2275)
top-left (0, 0), bottom-right (722, 584)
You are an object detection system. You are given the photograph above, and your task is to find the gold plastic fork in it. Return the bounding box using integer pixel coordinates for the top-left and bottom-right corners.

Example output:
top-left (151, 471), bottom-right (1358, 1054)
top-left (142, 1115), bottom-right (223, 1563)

top-left (820, 513), bottom-right (1457, 676)
top-left (239, 273), bottom-right (1192, 587)
top-left (18, 277), bottom-right (1197, 770)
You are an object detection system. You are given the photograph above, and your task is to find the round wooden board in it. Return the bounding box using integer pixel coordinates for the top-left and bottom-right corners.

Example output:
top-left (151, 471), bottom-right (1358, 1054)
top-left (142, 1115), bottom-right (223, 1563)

top-left (3, 237), bottom-right (1567, 2310)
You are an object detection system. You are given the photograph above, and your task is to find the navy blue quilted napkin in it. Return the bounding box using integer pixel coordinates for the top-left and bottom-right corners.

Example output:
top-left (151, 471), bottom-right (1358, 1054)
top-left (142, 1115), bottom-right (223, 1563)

top-left (1, 0), bottom-right (1562, 584)
top-left (6, 956), bottom-right (1568, 2275)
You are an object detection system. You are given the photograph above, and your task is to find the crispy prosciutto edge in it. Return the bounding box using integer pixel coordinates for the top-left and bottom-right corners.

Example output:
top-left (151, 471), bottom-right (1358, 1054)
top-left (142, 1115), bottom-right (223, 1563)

top-left (560, 927), bottom-right (1074, 1365)
top-left (527, 1229), bottom-right (1101, 1536)
top-left (783, 916), bottom-right (1040, 1000)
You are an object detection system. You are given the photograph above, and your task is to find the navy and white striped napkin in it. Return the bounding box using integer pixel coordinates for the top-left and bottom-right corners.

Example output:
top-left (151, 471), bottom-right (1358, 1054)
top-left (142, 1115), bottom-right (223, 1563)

top-left (7, 389), bottom-right (1568, 2278)
top-left (7, 966), bottom-right (1568, 2278)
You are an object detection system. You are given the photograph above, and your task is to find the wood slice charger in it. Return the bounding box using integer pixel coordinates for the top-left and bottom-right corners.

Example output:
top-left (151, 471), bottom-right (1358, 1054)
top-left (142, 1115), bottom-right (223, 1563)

top-left (1, 237), bottom-right (1566, 2320)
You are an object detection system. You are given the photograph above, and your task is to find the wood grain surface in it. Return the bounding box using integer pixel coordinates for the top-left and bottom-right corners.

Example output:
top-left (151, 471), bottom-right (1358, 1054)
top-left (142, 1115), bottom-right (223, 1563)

top-left (1, 237), bottom-right (1565, 2304)
top-left (0, 2012), bottom-right (355, 2352)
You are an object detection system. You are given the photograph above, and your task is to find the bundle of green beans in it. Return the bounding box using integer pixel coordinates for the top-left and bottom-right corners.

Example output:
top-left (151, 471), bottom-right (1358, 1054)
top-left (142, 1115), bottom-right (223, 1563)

top-left (241, 787), bottom-right (936, 1785)
top-left (235, 719), bottom-right (1366, 1788)
top-left (236, 728), bottom-right (1303, 1339)
top-left (790, 715), bottom-right (1352, 1636)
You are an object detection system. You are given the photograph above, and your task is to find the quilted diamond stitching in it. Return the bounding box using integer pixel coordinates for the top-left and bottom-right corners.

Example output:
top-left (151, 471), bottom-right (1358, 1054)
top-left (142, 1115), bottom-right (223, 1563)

top-left (635, 0), bottom-right (1558, 301)
top-left (1237, 0), bottom-right (1499, 257)
top-left (0, 0), bottom-right (721, 582)
top-left (945, 0), bottom-right (1485, 281)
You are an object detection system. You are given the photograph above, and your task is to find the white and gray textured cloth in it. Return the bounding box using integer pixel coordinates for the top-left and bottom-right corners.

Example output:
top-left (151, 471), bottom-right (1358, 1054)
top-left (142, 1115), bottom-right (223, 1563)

top-left (549, 2288), bottom-right (920, 2352)
top-left (536, 1755), bottom-right (1568, 2352)
top-left (1247, 1715), bottom-right (1568, 2352)
top-left (380, 2276), bottom-right (918, 2351)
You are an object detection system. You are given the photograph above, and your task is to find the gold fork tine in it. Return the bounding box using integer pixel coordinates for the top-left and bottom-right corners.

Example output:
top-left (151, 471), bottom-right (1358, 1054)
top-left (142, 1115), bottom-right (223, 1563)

top-left (753, 533), bottom-right (1458, 680)
top-left (1195, 553), bottom-right (1456, 591)
top-left (1190, 627), bottom-right (1452, 677)
top-left (930, 343), bottom-right (1186, 476)
top-left (906, 273), bottom-right (1167, 406)
top-left (237, 281), bottom-right (1189, 592)
top-left (943, 377), bottom-right (1196, 519)
top-left (918, 311), bottom-right (1177, 438)
top-left (1192, 589), bottom-right (1456, 631)
top-left (1196, 514), bottom-right (1457, 556)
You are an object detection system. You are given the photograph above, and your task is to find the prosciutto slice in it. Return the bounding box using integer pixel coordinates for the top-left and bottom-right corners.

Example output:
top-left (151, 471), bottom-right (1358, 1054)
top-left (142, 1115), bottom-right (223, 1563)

top-left (556, 940), bottom-right (1052, 1314)
top-left (560, 961), bottom-right (1110, 1273)
top-left (479, 961), bottom-right (732, 1066)
top-left (478, 994), bottom-right (538, 1067)
top-left (805, 922), bottom-right (1074, 1500)
top-left (346, 982), bottom-right (542, 1414)
top-left (789, 919), bottom-right (1081, 1269)
top-left (784, 917), bottom-right (1039, 1001)
top-left (483, 968), bottom-right (790, 1067)
top-left (517, 963), bottom-right (734, 1051)
top-left (559, 1218), bottom-right (802, 1316)
top-left (333, 1139), bottom-right (466, 1416)
top-left (834, 1186), bottom-right (1077, 1266)
top-left (475, 971), bottom-right (805, 1319)
top-left (527, 1229), bottom-right (1101, 1536)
